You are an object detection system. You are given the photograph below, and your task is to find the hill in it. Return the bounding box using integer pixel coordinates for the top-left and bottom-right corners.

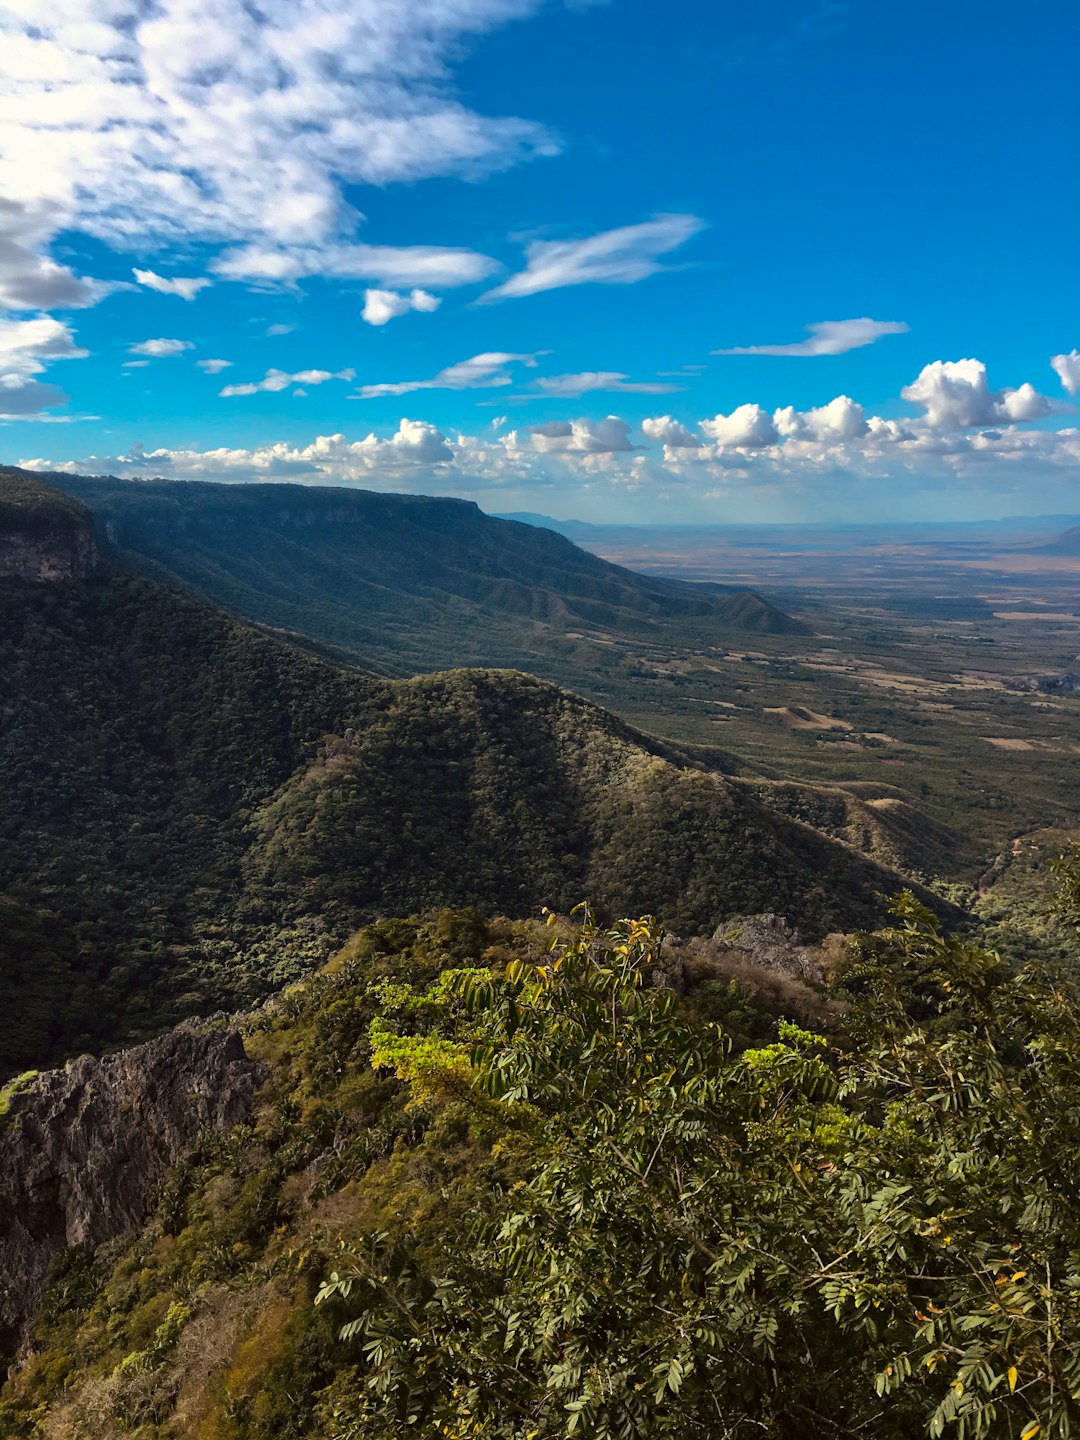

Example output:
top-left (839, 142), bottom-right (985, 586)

top-left (0, 475), bottom-right (929, 1076)
top-left (12, 470), bottom-right (805, 682)
top-left (4, 903), bottom-right (1080, 1439)
top-left (1035, 524), bottom-right (1080, 554)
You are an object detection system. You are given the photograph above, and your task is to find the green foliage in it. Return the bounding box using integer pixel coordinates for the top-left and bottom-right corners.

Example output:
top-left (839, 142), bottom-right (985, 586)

top-left (317, 902), bottom-right (1080, 1440)
top-left (0, 565), bottom-right (910, 1074)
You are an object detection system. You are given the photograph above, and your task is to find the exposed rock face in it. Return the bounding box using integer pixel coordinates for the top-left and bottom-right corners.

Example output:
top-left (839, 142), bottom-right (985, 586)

top-left (0, 470), bottom-right (98, 582)
top-left (0, 525), bottom-right (97, 581)
top-left (712, 913), bottom-right (825, 983)
top-left (0, 1021), bottom-right (265, 1360)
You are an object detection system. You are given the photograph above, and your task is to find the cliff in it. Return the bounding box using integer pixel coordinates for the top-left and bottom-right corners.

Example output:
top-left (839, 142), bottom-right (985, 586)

top-left (0, 1020), bottom-right (265, 1359)
top-left (0, 471), bottom-right (97, 581)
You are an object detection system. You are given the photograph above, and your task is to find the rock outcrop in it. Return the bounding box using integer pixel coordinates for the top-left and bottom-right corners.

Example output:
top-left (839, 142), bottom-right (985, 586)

top-left (0, 1020), bottom-right (265, 1360)
top-left (0, 470), bottom-right (98, 581)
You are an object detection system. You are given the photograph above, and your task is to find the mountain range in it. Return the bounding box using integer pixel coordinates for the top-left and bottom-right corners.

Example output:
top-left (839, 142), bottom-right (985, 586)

top-left (9, 470), bottom-right (805, 684)
top-left (0, 471), bottom-right (938, 1076)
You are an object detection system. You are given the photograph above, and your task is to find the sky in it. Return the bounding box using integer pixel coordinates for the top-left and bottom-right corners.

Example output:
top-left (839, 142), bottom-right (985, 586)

top-left (2, 0), bottom-right (1079, 523)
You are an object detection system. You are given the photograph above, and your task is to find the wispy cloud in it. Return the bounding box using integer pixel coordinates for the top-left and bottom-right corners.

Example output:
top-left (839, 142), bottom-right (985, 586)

top-left (528, 371), bottom-right (679, 398)
top-left (197, 358), bottom-right (233, 375)
top-left (356, 352), bottom-right (540, 398)
top-left (214, 243), bottom-right (497, 290)
top-left (480, 215), bottom-right (705, 302)
top-left (221, 367), bottom-right (355, 398)
top-left (133, 269), bottom-right (212, 301)
top-left (714, 318), bottom-right (909, 357)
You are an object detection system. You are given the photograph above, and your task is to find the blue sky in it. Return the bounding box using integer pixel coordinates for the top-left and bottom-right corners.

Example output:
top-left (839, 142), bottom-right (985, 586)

top-left (2, 0), bottom-right (1078, 521)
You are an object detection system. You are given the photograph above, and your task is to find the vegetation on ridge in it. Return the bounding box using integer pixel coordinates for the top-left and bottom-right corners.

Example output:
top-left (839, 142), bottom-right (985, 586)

top-left (0, 543), bottom-right (923, 1076)
top-left (5, 894), bottom-right (1080, 1438)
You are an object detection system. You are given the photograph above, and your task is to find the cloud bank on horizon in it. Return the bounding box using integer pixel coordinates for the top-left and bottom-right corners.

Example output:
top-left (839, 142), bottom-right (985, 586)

top-left (22, 357), bottom-right (1080, 521)
top-left (0, 0), bottom-right (1076, 519)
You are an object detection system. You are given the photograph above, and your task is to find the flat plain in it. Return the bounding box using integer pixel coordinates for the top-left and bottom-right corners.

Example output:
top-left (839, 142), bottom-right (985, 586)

top-left (553, 517), bottom-right (1080, 877)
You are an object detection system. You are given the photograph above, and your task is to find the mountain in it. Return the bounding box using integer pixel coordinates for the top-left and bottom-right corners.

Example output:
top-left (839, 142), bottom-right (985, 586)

top-left (1035, 524), bottom-right (1080, 554)
top-left (0, 474), bottom-right (933, 1077)
top-left (15, 470), bottom-right (806, 683)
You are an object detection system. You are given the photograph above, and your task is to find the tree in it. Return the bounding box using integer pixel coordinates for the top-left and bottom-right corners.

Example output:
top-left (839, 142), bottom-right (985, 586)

top-left (318, 900), bottom-right (1080, 1440)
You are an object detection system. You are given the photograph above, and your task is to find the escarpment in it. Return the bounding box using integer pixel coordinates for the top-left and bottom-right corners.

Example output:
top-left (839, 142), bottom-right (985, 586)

top-left (0, 470), bottom-right (97, 582)
top-left (0, 1020), bottom-right (265, 1361)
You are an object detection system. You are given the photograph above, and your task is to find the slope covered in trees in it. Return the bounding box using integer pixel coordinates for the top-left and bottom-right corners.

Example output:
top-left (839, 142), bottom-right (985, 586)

top-left (4, 898), bottom-right (1080, 1439)
top-left (24, 469), bottom-right (804, 679)
top-left (0, 473), bottom-right (935, 1077)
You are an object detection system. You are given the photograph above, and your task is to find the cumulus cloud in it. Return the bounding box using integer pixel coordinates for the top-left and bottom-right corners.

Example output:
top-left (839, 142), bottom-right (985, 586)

top-left (714, 317), bottom-right (910, 357)
top-left (356, 351), bottom-right (539, 399)
top-left (641, 415), bottom-right (701, 448)
top-left (1052, 350), bottom-right (1080, 396)
top-left (21, 356), bottom-right (1080, 508)
top-left (514, 416), bottom-right (636, 454)
top-left (133, 268), bottom-right (212, 300)
top-left (220, 366), bottom-right (355, 397)
top-left (900, 358), bottom-right (1052, 429)
top-left (773, 395), bottom-right (868, 441)
top-left (21, 420), bottom-right (454, 484)
top-left (129, 337), bottom-right (194, 358)
top-left (362, 287), bottom-right (441, 326)
top-left (700, 404), bottom-right (779, 449)
top-left (197, 358), bottom-right (232, 374)
top-left (0, 198), bottom-right (103, 313)
top-left (0, 314), bottom-right (87, 416)
top-left (480, 214), bottom-right (705, 302)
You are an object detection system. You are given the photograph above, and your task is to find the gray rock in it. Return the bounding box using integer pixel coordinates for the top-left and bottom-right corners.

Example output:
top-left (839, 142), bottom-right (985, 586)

top-left (711, 913), bottom-right (824, 983)
top-left (0, 1020), bottom-right (264, 1360)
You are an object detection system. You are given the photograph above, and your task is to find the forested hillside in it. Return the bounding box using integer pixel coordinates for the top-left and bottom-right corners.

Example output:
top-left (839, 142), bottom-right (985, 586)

top-left (24, 469), bottom-right (803, 678)
top-left (0, 474), bottom-right (931, 1075)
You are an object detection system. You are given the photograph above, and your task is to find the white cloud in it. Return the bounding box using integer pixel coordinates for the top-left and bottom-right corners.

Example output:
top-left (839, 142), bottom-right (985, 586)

top-left (130, 337), bottom-right (194, 358)
top-left (901, 358), bottom-right (1052, 429)
top-left (773, 395), bottom-right (867, 441)
top-left (197, 358), bottom-right (232, 374)
top-left (220, 366), bottom-right (355, 397)
top-left (265, 323), bottom-right (296, 337)
top-left (700, 404), bottom-right (779, 449)
top-left (531, 371), bottom-right (678, 397)
top-left (714, 318), bottom-right (909, 357)
top-left (21, 420), bottom-right (454, 484)
top-left (513, 416), bottom-right (636, 455)
top-left (1052, 350), bottom-right (1080, 396)
top-left (21, 357), bottom-right (1080, 511)
top-left (480, 214), bottom-right (705, 302)
top-left (641, 415), bottom-right (701, 448)
top-left (356, 351), bottom-right (539, 398)
top-left (0, 314), bottom-right (87, 416)
top-left (361, 287), bottom-right (441, 326)
top-left (0, 2), bottom-right (556, 270)
top-left (133, 268), bottom-right (212, 300)
top-left (215, 242), bottom-right (496, 290)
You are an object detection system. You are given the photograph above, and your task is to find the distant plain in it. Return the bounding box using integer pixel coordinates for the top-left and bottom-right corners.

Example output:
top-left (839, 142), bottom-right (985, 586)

top-left (555, 517), bottom-right (1080, 876)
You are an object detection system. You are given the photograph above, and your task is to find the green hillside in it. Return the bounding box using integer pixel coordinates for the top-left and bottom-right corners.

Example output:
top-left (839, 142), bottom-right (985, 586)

top-left (5, 900), bottom-right (1080, 1440)
top-left (25, 470), bottom-right (804, 679)
top-left (0, 475), bottom-right (930, 1076)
